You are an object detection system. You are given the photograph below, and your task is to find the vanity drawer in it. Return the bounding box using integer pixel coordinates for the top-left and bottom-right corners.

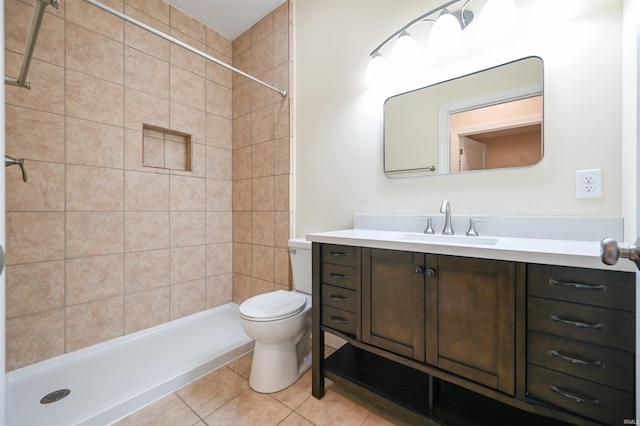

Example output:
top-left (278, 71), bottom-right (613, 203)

top-left (527, 331), bottom-right (634, 392)
top-left (322, 305), bottom-right (357, 336)
top-left (528, 264), bottom-right (635, 312)
top-left (321, 244), bottom-right (358, 267)
top-left (322, 284), bottom-right (357, 313)
top-left (322, 263), bottom-right (358, 290)
top-left (528, 297), bottom-right (635, 352)
top-left (527, 364), bottom-right (633, 425)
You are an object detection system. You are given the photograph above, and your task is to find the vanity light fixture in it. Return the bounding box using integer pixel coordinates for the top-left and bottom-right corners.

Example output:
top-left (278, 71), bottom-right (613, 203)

top-left (366, 0), bottom-right (518, 83)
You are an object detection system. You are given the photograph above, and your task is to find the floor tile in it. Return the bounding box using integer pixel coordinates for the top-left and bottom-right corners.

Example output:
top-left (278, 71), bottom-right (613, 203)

top-left (113, 393), bottom-right (200, 426)
top-left (202, 389), bottom-right (292, 425)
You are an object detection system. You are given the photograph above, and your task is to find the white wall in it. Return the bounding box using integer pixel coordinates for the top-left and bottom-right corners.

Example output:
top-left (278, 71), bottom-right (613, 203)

top-left (293, 0), bottom-right (626, 237)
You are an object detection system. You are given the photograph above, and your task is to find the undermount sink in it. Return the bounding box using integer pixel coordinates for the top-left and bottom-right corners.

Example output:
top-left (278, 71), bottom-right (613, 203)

top-left (392, 233), bottom-right (499, 246)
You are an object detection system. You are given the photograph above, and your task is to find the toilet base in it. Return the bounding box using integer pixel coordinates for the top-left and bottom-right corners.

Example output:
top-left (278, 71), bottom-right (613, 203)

top-left (248, 329), bottom-right (311, 393)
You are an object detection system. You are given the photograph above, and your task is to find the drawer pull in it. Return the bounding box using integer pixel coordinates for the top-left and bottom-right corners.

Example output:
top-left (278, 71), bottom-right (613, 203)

top-left (549, 278), bottom-right (606, 291)
top-left (329, 273), bottom-right (349, 280)
top-left (330, 251), bottom-right (349, 257)
top-left (548, 349), bottom-right (605, 368)
top-left (548, 385), bottom-right (602, 406)
top-left (549, 315), bottom-right (606, 331)
top-left (330, 294), bottom-right (350, 302)
top-left (330, 315), bottom-right (350, 324)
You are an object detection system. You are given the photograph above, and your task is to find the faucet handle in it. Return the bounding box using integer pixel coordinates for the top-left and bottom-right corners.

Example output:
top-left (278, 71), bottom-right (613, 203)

top-left (466, 219), bottom-right (488, 237)
top-left (418, 217), bottom-right (435, 234)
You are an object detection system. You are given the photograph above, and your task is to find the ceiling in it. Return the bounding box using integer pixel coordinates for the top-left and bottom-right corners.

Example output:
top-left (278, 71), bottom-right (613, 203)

top-left (164, 0), bottom-right (286, 40)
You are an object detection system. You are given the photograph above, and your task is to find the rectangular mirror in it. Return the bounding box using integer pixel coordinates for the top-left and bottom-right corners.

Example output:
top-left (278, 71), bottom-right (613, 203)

top-left (384, 57), bottom-right (543, 178)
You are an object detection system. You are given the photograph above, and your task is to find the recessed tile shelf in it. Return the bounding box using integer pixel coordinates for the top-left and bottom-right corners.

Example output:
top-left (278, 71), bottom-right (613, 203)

top-left (142, 124), bottom-right (192, 172)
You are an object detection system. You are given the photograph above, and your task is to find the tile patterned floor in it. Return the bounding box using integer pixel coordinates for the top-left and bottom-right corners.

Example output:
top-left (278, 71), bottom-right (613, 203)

top-left (114, 348), bottom-right (439, 426)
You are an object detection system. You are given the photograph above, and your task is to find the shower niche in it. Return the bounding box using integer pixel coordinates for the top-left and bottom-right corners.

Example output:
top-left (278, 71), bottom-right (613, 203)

top-left (142, 124), bottom-right (192, 172)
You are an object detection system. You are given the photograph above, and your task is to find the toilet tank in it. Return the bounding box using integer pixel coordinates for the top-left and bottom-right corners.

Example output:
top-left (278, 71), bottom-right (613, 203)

top-left (288, 238), bottom-right (312, 294)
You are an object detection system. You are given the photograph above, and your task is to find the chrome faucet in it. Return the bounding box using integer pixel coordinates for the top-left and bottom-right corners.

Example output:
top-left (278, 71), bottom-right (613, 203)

top-left (440, 200), bottom-right (454, 235)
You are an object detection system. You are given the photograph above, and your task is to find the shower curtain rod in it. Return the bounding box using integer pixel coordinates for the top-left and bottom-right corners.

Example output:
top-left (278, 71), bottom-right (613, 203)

top-left (5, 0), bottom-right (60, 89)
top-left (83, 0), bottom-right (287, 97)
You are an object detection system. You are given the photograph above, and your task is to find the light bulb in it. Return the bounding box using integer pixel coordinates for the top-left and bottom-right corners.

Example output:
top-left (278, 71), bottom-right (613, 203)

top-left (390, 31), bottom-right (418, 70)
top-left (365, 52), bottom-right (389, 85)
top-left (479, 0), bottom-right (518, 36)
top-left (428, 11), bottom-right (462, 52)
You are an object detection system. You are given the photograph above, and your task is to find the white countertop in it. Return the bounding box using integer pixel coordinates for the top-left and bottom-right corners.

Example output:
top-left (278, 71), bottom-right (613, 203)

top-left (306, 229), bottom-right (638, 272)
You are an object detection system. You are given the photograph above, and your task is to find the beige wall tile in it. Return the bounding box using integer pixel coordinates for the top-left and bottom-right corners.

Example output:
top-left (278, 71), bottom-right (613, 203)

top-left (232, 80), bottom-right (251, 118)
top-left (275, 211), bottom-right (292, 248)
top-left (66, 22), bottom-right (124, 84)
top-left (252, 105), bottom-right (275, 145)
top-left (66, 165), bottom-right (124, 211)
top-left (66, 212), bottom-right (124, 258)
top-left (124, 211), bottom-right (170, 252)
top-left (233, 179), bottom-right (251, 211)
top-left (206, 113), bottom-right (232, 149)
top-left (6, 261), bottom-right (65, 319)
top-left (170, 65), bottom-right (206, 111)
top-left (125, 170), bottom-right (170, 211)
top-left (233, 243), bottom-right (251, 276)
top-left (274, 26), bottom-right (289, 68)
top-left (252, 212), bottom-right (274, 246)
top-left (206, 179), bottom-right (232, 211)
top-left (233, 29), bottom-right (252, 58)
top-left (6, 212), bottom-right (65, 265)
top-left (232, 146), bottom-right (251, 180)
top-left (274, 2), bottom-right (290, 33)
top-left (66, 254), bottom-right (124, 306)
top-left (252, 142), bottom-right (274, 178)
top-left (124, 87), bottom-right (170, 130)
top-left (253, 12), bottom-right (274, 45)
top-left (206, 274), bottom-right (233, 308)
top-left (6, 161), bottom-right (65, 212)
top-left (6, 309), bottom-right (65, 370)
top-left (232, 272), bottom-right (251, 304)
top-left (66, 0), bottom-right (124, 42)
top-left (206, 51), bottom-right (233, 89)
top-left (170, 279), bottom-right (206, 320)
top-left (66, 70), bottom-right (124, 126)
top-left (66, 117), bottom-right (124, 168)
top-left (252, 277), bottom-right (275, 296)
top-left (206, 211), bottom-right (232, 244)
top-left (274, 99), bottom-right (291, 140)
top-left (252, 74), bottom-right (275, 112)
top-left (206, 80), bottom-right (233, 119)
top-left (169, 33), bottom-right (206, 77)
top-left (206, 27), bottom-right (232, 59)
top-left (252, 34), bottom-right (274, 77)
top-left (123, 19), bottom-right (170, 62)
top-left (252, 176), bottom-right (274, 211)
top-left (170, 175), bottom-right (205, 211)
top-left (252, 244), bottom-right (274, 282)
top-left (206, 146), bottom-right (232, 180)
top-left (233, 211), bottom-right (251, 244)
top-left (124, 286), bottom-right (170, 334)
top-left (125, 0), bottom-right (170, 25)
top-left (124, 46), bottom-right (169, 99)
top-left (66, 296), bottom-right (124, 351)
top-left (274, 174), bottom-right (290, 212)
top-left (169, 6), bottom-right (205, 42)
top-left (5, 52), bottom-right (65, 114)
top-left (125, 249), bottom-right (171, 293)
top-left (5, 105), bottom-right (65, 163)
top-left (274, 137), bottom-right (291, 176)
top-left (206, 243), bottom-right (232, 276)
top-left (274, 247), bottom-right (291, 288)
top-left (171, 211), bottom-right (206, 247)
top-left (170, 102), bottom-right (206, 143)
top-left (171, 245), bottom-right (206, 284)
top-left (232, 114), bottom-right (252, 149)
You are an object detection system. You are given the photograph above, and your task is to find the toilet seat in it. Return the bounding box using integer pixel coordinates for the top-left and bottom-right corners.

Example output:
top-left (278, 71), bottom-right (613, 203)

top-left (239, 290), bottom-right (307, 322)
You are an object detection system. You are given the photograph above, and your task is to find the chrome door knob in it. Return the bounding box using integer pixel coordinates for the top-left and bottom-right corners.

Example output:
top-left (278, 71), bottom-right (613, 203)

top-left (601, 237), bottom-right (640, 271)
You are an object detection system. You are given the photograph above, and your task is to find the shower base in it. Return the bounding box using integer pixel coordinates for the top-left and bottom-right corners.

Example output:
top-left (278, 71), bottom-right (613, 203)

top-left (6, 303), bottom-right (254, 426)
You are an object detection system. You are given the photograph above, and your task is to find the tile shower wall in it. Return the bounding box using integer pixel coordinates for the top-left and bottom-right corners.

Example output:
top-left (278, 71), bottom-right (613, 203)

top-left (231, 5), bottom-right (293, 303)
top-left (4, 0), bottom-right (291, 371)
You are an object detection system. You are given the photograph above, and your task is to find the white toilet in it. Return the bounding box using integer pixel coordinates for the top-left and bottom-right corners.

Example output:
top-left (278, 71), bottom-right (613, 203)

top-left (239, 238), bottom-right (312, 393)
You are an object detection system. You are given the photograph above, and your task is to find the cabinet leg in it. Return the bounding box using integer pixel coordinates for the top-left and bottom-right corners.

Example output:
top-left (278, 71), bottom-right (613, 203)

top-left (428, 375), bottom-right (441, 415)
top-left (312, 330), bottom-right (325, 398)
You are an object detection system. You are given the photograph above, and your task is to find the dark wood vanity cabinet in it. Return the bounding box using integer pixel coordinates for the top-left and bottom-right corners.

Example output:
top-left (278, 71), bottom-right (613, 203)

top-left (313, 242), bottom-right (637, 425)
top-left (426, 256), bottom-right (517, 395)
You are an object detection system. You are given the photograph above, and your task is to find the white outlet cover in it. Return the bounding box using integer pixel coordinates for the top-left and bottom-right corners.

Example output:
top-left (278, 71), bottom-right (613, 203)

top-left (575, 168), bottom-right (603, 199)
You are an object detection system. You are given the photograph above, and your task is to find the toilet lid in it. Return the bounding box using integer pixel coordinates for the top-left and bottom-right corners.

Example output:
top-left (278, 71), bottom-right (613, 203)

top-left (239, 290), bottom-right (307, 321)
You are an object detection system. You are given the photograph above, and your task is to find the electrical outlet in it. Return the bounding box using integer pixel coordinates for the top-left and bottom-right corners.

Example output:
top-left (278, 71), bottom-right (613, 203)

top-left (575, 169), bottom-right (603, 199)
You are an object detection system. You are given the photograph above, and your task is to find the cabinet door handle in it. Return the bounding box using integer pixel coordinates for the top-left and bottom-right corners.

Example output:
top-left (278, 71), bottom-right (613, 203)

top-left (329, 273), bottom-right (349, 280)
top-left (548, 349), bottom-right (605, 368)
top-left (330, 294), bottom-right (349, 302)
top-left (330, 315), bottom-right (350, 324)
top-left (330, 251), bottom-right (349, 257)
top-left (549, 315), bottom-right (606, 331)
top-left (548, 385), bottom-right (602, 406)
top-left (549, 278), bottom-right (606, 291)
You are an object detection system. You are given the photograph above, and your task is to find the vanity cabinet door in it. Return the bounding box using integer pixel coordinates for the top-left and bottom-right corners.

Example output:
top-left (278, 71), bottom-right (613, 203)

top-left (361, 248), bottom-right (426, 362)
top-left (426, 255), bottom-right (516, 395)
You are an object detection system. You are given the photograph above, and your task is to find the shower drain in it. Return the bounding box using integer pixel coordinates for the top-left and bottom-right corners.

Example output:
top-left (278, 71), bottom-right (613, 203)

top-left (40, 389), bottom-right (71, 404)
